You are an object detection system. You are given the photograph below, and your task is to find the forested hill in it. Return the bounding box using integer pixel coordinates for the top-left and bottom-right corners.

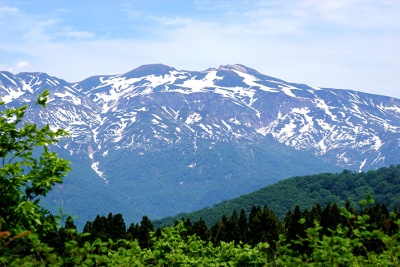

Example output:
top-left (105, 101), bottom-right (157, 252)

top-left (153, 164), bottom-right (400, 227)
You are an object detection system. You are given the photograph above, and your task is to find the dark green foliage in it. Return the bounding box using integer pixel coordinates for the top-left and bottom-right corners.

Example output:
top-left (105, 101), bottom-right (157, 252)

top-left (81, 220), bottom-right (93, 243)
top-left (210, 215), bottom-right (229, 245)
top-left (138, 215), bottom-right (153, 249)
top-left (57, 216), bottom-right (77, 255)
top-left (248, 206), bottom-right (263, 245)
top-left (260, 206), bottom-right (283, 251)
top-left (191, 217), bottom-right (208, 241)
top-left (7, 197), bottom-right (398, 266)
top-left (153, 165), bottom-right (400, 228)
top-left (110, 213), bottom-right (126, 240)
top-left (285, 205), bottom-right (307, 254)
top-left (363, 203), bottom-right (392, 253)
top-left (38, 214), bottom-right (60, 252)
top-left (237, 209), bottom-right (249, 243)
top-left (0, 90), bottom-right (70, 257)
top-left (91, 215), bottom-right (108, 241)
top-left (320, 203), bottom-right (342, 236)
top-left (59, 216), bottom-right (77, 241)
top-left (126, 222), bottom-right (139, 241)
top-left (229, 210), bottom-right (241, 244)
top-left (82, 212), bottom-right (127, 243)
top-left (306, 203), bottom-right (321, 229)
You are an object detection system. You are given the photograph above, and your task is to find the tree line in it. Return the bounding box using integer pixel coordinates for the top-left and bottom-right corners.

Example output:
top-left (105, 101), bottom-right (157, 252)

top-left (42, 196), bottom-right (399, 258)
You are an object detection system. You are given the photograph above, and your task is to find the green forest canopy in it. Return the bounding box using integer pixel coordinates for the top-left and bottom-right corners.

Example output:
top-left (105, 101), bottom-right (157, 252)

top-left (154, 165), bottom-right (400, 227)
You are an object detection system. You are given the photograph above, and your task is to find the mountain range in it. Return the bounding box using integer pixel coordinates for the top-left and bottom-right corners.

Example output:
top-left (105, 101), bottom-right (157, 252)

top-left (1, 64), bottom-right (399, 227)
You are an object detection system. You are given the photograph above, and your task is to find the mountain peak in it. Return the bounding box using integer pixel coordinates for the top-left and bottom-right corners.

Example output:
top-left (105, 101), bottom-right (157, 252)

top-left (124, 64), bottom-right (176, 78)
top-left (218, 64), bottom-right (248, 73)
top-left (16, 71), bottom-right (63, 81)
top-left (2, 63), bottom-right (400, 228)
top-left (217, 64), bottom-right (264, 76)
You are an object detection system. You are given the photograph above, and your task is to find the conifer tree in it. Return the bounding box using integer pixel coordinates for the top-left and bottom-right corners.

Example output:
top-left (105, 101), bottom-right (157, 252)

top-left (82, 220), bottom-right (93, 243)
top-left (321, 202), bottom-right (341, 236)
top-left (364, 203), bottom-right (391, 252)
top-left (111, 213), bottom-right (126, 240)
top-left (192, 217), bottom-right (209, 241)
top-left (127, 222), bottom-right (140, 241)
top-left (58, 216), bottom-right (77, 255)
top-left (237, 209), bottom-right (249, 243)
top-left (138, 215), bottom-right (153, 249)
top-left (211, 215), bottom-right (230, 244)
top-left (260, 205), bottom-right (283, 251)
top-left (183, 218), bottom-right (192, 238)
top-left (307, 203), bottom-right (322, 229)
top-left (106, 212), bottom-right (114, 235)
top-left (229, 210), bottom-right (241, 244)
top-left (285, 205), bottom-right (307, 254)
top-left (91, 215), bottom-right (108, 241)
top-left (248, 206), bottom-right (263, 245)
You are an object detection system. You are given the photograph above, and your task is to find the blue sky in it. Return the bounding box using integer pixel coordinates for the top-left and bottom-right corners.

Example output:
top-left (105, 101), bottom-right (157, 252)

top-left (1, 0), bottom-right (399, 98)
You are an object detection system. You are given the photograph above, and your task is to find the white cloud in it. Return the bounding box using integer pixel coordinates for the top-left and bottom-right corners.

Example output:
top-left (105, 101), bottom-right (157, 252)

top-left (297, 0), bottom-right (400, 29)
top-left (16, 60), bottom-right (29, 68)
top-left (0, 5), bottom-right (19, 13)
top-left (149, 15), bottom-right (192, 27)
top-left (59, 30), bottom-right (95, 39)
top-left (0, 1), bottom-right (399, 99)
top-left (22, 19), bottom-right (59, 42)
top-left (8, 60), bottom-right (31, 73)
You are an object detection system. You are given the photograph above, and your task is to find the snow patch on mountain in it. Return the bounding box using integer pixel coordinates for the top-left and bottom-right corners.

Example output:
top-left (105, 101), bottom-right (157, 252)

top-left (232, 70), bottom-right (278, 93)
top-left (91, 161), bottom-right (108, 184)
top-left (1, 64), bottom-right (399, 174)
top-left (314, 98), bottom-right (337, 121)
top-left (281, 87), bottom-right (296, 97)
top-left (179, 71), bottom-right (221, 92)
top-left (185, 113), bottom-right (202, 124)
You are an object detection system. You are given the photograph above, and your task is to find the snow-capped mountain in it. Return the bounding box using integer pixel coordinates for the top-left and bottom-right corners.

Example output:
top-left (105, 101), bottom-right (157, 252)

top-left (1, 64), bottom-right (399, 225)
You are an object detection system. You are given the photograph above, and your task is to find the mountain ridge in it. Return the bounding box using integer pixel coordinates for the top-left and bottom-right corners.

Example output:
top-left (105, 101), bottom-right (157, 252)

top-left (1, 64), bottom-right (399, 226)
top-left (2, 63), bottom-right (399, 173)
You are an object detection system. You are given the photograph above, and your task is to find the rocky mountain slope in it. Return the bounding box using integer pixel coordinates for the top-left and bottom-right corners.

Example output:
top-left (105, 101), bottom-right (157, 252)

top-left (1, 64), bottom-right (399, 226)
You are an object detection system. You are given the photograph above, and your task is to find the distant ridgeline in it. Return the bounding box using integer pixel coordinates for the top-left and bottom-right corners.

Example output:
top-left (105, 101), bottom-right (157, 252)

top-left (0, 64), bottom-right (400, 228)
top-left (153, 164), bottom-right (400, 227)
top-left (2, 64), bottom-right (400, 229)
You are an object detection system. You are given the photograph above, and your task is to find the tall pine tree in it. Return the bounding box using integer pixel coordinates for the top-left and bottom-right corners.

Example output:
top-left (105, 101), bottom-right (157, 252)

top-left (138, 215), bottom-right (153, 249)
